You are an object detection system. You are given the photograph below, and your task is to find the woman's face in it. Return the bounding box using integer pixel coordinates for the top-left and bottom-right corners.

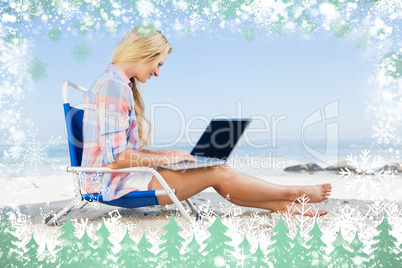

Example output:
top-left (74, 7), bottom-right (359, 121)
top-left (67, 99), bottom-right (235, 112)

top-left (134, 54), bottom-right (168, 83)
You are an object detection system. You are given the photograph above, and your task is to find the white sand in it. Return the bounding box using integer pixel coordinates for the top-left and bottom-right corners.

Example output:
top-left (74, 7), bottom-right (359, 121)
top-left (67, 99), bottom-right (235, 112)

top-left (1, 171), bottom-right (401, 255)
top-left (2, 171), bottom-right (401, 207)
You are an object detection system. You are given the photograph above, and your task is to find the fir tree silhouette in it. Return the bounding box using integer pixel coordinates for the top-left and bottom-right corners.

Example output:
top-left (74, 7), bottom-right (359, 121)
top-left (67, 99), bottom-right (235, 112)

top-left (76, 227), bottom-right (95, 266)
top-left (266, 214), bottom-right (293, 267)
top-left (349, 231), bottom-right (369, 268)
top-left (183, 233), bottom-right (204, 266)
top-left (291, 228), bottom-right (309, 268)
top-left (251, 243), bottom-right (267, 268)
top-left (399, 242), bottom-right (402, 266)
top-left (23, 233), bottom-right (40, 267)
top-left (236, 233), bottom-right (254, 267)
top-left (368, 213), bottom-right (400, 267)
top-left (38, 242), bottom-right (55, 267)
top-left (54, 214), bottom-right (80, 267)
top-left (157, 214), bottom-right (186, 267)
top-left (0, 212), bottom-right (24, 267)
top-left (305, 218), bottom-right (328, 267)
top-left (135, 231), bottom-right (156, 267)
top-left (115, 228), bottom-right (138, 267)
top-left (201, 213), bottom-right (236, 267)
top-left (328, 228), bottom-right (354, 267)
top-left (92, 218), bottom-right (116, 266)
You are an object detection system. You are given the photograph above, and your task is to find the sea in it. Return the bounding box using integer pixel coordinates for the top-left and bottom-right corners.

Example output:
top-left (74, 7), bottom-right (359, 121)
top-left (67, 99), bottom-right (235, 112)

top-left (0, 137), bottom-right (399, 179)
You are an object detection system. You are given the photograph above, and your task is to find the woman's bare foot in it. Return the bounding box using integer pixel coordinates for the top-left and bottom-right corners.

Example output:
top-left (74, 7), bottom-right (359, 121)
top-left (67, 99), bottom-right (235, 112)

top-left (295, 183), bottom-right (332, 203)
top-left (277, 201), bottom-right (327, 217)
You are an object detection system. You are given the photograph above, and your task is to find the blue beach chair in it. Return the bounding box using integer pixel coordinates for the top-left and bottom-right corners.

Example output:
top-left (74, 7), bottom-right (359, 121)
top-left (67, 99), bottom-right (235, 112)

top-left (44, 80), bottom-right (199, 226)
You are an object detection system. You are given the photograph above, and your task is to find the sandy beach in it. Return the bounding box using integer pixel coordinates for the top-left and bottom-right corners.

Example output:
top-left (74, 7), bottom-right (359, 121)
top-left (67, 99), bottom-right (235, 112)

top-left (1, 170), bottom-right (401, 258)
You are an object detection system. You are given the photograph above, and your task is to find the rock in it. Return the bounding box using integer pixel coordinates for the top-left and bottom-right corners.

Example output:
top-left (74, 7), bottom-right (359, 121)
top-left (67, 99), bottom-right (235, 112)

top-left (377, 163), bottom-right (402, 175)
top-left (284, 163), bottom-right (323, 172)
top-left (325, 160), bottom-right (356, 172)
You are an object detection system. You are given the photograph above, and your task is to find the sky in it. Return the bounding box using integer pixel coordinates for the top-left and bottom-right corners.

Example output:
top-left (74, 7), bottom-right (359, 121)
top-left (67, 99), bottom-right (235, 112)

top-left (23, 26), bottom-right (373, 145)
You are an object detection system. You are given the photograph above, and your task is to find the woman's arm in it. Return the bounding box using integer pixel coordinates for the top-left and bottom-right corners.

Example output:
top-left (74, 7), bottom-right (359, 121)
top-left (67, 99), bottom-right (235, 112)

top-left (107, 148), bottom-right (196, 169)
top-left (138, 148), bottom-right (168, 155)
top-left (107, 148), bottom-right (167, 169)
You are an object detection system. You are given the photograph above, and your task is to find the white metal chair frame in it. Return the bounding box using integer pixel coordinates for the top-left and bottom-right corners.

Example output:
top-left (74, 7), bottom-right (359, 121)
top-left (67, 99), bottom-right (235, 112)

top-left (44, 80), bottom-right (199, 226)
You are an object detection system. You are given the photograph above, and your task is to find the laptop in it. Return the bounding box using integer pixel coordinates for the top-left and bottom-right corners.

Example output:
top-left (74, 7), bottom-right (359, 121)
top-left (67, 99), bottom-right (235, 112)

top-left (159, 118), bottom-right (252, 170)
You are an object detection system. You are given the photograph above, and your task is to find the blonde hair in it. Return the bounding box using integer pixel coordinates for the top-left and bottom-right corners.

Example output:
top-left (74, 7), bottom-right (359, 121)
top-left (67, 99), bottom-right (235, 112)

top-left (111, 27), bottom-right (172, 149)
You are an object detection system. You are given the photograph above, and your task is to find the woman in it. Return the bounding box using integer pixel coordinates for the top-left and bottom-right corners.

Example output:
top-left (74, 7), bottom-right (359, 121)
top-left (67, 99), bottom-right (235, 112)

top-left (82, 27), bottom-right (332, 217)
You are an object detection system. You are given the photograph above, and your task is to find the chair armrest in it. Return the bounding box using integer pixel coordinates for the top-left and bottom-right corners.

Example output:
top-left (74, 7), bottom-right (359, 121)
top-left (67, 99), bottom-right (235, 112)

top-left (66, 166), bottom-right (156, 173)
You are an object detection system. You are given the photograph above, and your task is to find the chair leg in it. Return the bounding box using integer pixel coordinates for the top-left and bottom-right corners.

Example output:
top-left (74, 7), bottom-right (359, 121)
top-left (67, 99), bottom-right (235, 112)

top-left (44, 196), bottom-right (83, 226)
top-left (78, 200), bottom-right (88, 209)
top-left (152, 170), bottom-right (194, 222)
top-left (185, 199), bottom-right (201, 221)
top-left (167, 192), bottom-right (193, 222)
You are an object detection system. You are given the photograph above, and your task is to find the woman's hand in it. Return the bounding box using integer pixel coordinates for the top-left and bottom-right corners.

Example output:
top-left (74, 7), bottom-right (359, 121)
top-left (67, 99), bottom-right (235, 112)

top-left (161, 149), bottom-right (197, 165)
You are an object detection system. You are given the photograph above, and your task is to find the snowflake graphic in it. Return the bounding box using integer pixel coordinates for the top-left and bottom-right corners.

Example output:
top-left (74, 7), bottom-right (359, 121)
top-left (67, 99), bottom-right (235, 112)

top-left (5, 209), bottom-right (33, 241)
top-left (159, 251), bottom-right (168, 260)
top-left (375, 0), bottom-right (402, 17)
top-left (85, 0), bottom-right (101, 8)
top-left (198, 199), bottom-right (214, 218)
top-left (39, 201), bottom-right (53, 221)
top-left (0, 34), bottom-right (30, 84)
top-left (78, 171), bottom-right (102, 195)
top-left (369, 17), bottom-right (392, 40)
top-left (27, 58), bottom-right (47, 83)
top-left (7, 209), bottom-right (29, 228)
top-left (136, 0), bottom-right (156, 18)
top-left (3, 129), bottom-right (61, 179)
top-left (218, 202), bottom-right (243, 231)
top-left (173, 0), bottom-right (189, 12)
top-left (281, 194), bottom-right (323, 238)
top-left (238, 211), bottom-right (276, 248)
top-left (105, 19), bottom-right (120, 34)
top-left (375, 38), bottom-right (394, 57)
top-left (57, 0), bottom-right (80, 21)
top-left (0, 106), bottom-right (23, 132)
top-left (356, 34), bottom-right (373, 52)
top-left (71, 217), bottom-right (96, 238)
top-left (10, 0), bottom-right (36, 22)
top-left (70, 209), bottom-right (124, 241)
top-left (366, 200), bottom-right (402, 220)
top-left (71, 42), bottom-right (91, 63)
top-left (99, 9), bottom-right (121, 35)
top-left (73, 13), bottom-right (99, 35)
top-left (249, 0), bottom-right (293, 26)
top-left (324, 202), bottom-right (367, 243)
top-left (79, 12), bottom-right (97, 33)
top-left (0, 80), bottom-right (25, 103)
top-left (339, 149), bottom-right (393, 199)
top-left (372, 121), bottom-right (396, 144)
top-left (188, 11), bottom-right (204, 29)
top-left (300, 0), bottom-right (317, 10)
top-left (108, 209), bottom-right (122, 223)
top-left (77, 171), bottom-right (111, 209)
top-left (172, 19), bottom-right (184, 33)
top-left (297, 14), bottom-right (316, 35)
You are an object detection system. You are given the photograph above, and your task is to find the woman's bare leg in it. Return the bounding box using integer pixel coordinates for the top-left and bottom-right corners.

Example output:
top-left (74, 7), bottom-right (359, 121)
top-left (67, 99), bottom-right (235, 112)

top-left (213, 189), bottom-right (327, 216)
top-left (148, 164), bottom-right (331, 215)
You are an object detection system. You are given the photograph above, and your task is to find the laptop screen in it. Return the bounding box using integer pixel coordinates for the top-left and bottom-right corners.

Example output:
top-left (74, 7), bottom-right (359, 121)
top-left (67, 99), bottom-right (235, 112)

top-left (190, 118), bottom-right (251, 160)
